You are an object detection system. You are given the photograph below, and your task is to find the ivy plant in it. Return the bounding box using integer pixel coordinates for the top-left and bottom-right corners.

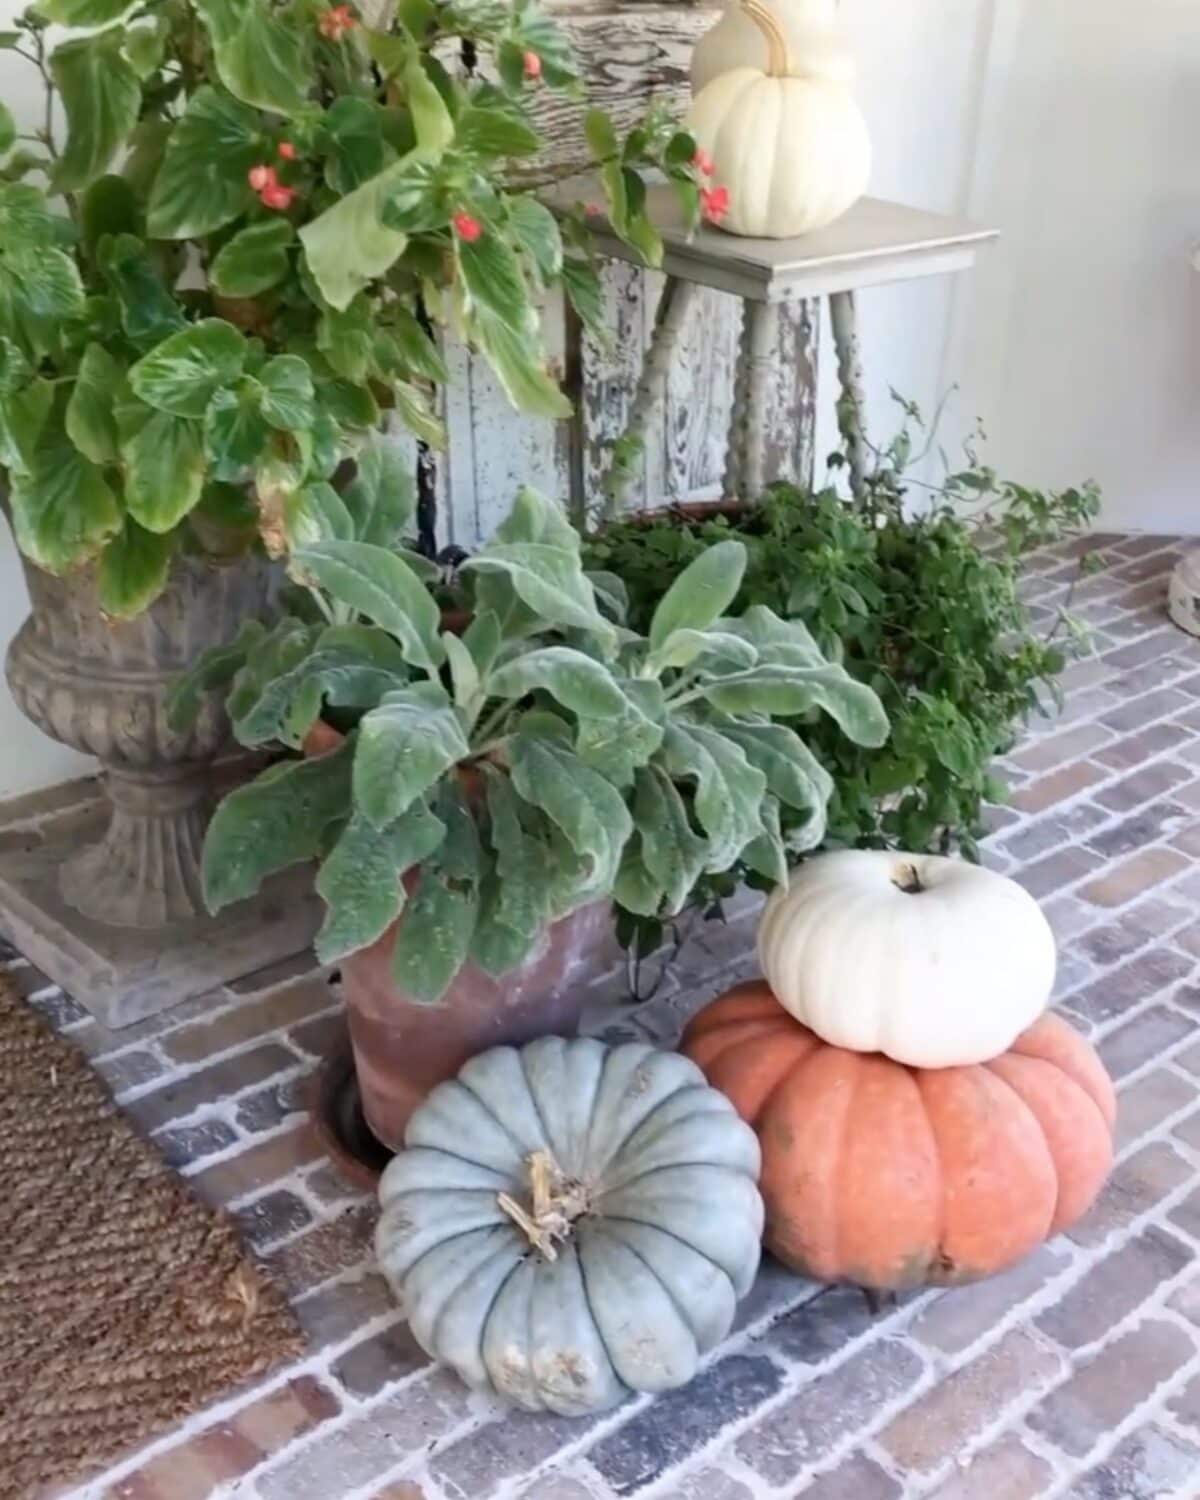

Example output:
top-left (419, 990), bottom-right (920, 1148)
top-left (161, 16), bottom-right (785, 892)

top-left (172, 487), bottom-right (888, 1002)
top-left (0, 0), bottom-right (703, 617)
top-left (585, 402), bottom-right (1101, 936)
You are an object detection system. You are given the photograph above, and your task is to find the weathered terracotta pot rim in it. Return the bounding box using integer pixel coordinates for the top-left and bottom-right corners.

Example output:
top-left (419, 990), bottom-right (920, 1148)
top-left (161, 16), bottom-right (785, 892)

top-left (609, 498), bottom-right (752, 530)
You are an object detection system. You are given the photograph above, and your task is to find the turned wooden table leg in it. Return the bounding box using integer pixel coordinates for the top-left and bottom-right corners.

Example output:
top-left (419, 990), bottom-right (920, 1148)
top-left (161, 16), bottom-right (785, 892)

top-left (830, 289), bottom-right (869, 498)
top-left (723, 297), bottom-right (819, 502)
top-left (603, 276), bottom-right (702, 516)
top-left (724, 300), bottom-right (780, 501)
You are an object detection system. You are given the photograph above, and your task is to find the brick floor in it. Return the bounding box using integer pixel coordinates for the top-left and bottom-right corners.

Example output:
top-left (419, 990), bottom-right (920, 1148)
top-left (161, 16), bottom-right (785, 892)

top-left (9, 535), bottom-right (1200, 1499)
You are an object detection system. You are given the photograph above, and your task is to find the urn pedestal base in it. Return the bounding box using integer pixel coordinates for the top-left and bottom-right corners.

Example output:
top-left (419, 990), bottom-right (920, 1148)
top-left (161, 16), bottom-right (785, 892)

top-left (0, 777), bottom-right (321, 1028)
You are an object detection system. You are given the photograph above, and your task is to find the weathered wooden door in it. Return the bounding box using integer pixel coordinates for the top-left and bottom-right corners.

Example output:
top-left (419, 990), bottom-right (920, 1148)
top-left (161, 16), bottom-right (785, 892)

top-left (433, 0), bottom-right (819, 545)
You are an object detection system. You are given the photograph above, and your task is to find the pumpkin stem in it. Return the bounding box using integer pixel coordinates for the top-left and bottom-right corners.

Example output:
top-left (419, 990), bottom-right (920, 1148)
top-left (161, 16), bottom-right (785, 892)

top-left (497, 1149), bottom-right (591, 1262)
top-left (740, 0), bottom-right (793, 78)
top-left (893, 862), bottom-right (924, 895)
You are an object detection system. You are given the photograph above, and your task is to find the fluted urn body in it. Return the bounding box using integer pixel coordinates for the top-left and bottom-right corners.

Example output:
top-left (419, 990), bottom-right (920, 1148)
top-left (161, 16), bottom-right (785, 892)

top-left (6, 552), bottom-right (274, 929)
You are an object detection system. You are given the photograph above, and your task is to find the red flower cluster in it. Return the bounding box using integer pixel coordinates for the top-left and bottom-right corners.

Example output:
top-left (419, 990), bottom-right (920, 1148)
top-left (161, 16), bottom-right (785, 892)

top-left (452, 211), bottom-right (482, 242)
top-left (318, 4), bottom-right (355, 40)
top-left (247, 164), bottom-right (296, 212)
top-left (700, 185), bottom-right (729, 223)
top-left (692, 147), bottom-right (715, 177)
top-left (523, 50), bottom-right (541, 79)
top-left (277, 141), bottom-right (297, 161)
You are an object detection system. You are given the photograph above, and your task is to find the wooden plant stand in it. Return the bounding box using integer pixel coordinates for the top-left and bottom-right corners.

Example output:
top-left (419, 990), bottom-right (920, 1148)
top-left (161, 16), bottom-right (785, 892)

top-left (557, 188), bottom-right (997, 510)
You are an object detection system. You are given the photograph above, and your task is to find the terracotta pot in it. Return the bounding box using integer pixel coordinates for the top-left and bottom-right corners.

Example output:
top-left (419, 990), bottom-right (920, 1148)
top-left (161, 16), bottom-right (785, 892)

top-left (343, 899), bottom-right (617, 1151)
top-left (625, 498), bottom-right (750, 529)
top-left (303, 720), bottom-right (619, 1151)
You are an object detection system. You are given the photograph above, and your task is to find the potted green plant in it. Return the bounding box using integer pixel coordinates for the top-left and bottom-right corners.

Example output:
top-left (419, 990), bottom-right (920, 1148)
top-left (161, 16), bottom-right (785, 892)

top-left (583, 401), bottom-right (1101, 950)
top-left (172, 486), bottom-right (888, 1146)
top-left (0, 0), bottom-right (701, 952)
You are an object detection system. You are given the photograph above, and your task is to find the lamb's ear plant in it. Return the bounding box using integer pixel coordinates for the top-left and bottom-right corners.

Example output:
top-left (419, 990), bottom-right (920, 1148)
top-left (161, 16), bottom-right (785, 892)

top-left (174, 488), bottom-right (888, 1002)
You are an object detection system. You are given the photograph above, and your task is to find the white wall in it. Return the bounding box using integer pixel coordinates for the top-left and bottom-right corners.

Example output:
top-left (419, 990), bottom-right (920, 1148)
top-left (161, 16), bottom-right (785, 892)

top-left (838, 0), bottom-right (1200, 533)
top-left (814, 0), bottom-right (993, 474)
top-left (949, 0), bottom-right (1200, 532)
top-left (0, 14), bottom-right (94, 799)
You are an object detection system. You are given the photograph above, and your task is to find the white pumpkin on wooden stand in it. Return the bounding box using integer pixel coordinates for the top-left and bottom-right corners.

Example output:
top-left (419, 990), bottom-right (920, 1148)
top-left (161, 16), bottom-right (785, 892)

top-left (688, 0), bottom-right (871, 239)
top-left (757, 850), bottom-right (1057, 1068)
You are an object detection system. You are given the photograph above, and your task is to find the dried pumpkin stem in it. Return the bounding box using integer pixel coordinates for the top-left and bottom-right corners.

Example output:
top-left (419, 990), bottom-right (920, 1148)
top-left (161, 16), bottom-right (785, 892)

top-left (497, 1149), bottom-right (591, 1262)
top-left (740, 0), bottom-right (793, 77)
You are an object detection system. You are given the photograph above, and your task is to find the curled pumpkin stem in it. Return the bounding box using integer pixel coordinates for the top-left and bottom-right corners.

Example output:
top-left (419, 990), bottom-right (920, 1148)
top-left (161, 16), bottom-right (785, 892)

top-left (498, 1149), bottom-right (591, 1261)
top-left (740, 0), bottom-right (793, 77)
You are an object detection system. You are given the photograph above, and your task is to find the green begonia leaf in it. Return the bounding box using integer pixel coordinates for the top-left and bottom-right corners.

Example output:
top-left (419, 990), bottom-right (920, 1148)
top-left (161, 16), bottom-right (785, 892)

top-left (147, 87), bottom-right (264, 240)
top-left (129, 319), bottom-right (246, 419)
top-left (299, 157), bottom-right (415, 312)
top-left (194, 0), bottom-right (309, 117)
top-left (65, 343), bottom-right (122, 464)
top-left (322, 97), bottom-right (391, 195)
top-left (32, 0), bottom-right (132, 21)
top-left (204, 380), bottom-right (269, 480)
top-left (97, 233), bottom-right (185, 348)
top-left (342, 434), bottom-right (417, 545)
top-left (210, 218), bottom-right (295, 298)
top-left (123, 410), bottom-right (206, 531)
top-left (50, 31), bottom-right (142, 192)
top-left (0, 375), bottom-right (53, 476)
top-left (9, 394), bottom-right (121, 570)
top-left (96, 518), bottom-right (174, 619)
top-left (259, 356), bottom-right (315, 431)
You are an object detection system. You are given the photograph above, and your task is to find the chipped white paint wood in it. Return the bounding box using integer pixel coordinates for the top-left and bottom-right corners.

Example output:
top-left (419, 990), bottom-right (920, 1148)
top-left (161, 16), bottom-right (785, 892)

top-left (603, 276), bottom-right (704, 516)
top-left (438, 0), bottom-right (768, 542)
top-left (520, 4), bottom-right (718, 183)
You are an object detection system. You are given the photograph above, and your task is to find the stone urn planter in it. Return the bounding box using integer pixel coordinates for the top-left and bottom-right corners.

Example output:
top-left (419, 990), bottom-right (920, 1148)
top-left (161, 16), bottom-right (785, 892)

top-left (0, 545), bottom-right (321, 1025)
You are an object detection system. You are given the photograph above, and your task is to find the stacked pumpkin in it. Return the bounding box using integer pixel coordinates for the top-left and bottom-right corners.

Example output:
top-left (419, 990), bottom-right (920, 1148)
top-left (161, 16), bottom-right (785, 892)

top-left (682, 851), bottom-right (1117, 1291)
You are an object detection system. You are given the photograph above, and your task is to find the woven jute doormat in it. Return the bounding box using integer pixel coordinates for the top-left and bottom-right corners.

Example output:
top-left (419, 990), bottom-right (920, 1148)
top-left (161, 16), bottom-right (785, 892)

top-left (0, 973), bottom-right (304, 1499)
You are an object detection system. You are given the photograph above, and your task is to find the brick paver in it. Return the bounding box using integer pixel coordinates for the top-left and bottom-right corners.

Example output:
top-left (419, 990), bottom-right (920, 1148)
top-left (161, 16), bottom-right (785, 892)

top-left (8, 537), bottom-right (1200, 1499)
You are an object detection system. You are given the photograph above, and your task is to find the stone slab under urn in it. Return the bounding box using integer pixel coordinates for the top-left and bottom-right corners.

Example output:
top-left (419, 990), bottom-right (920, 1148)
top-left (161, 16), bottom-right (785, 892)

top-left (0, 548), bottom-right (320, 1028)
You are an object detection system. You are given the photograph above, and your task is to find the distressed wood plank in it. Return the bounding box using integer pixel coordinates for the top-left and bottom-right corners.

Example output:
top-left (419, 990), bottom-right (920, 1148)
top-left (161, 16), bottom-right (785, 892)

top-left (580, 260), bottom-right (653, 513)
top-left (520, 4), bottom-right (719, 182)
top-left (663, 286), bottom-right (740, 499)
top-left (460, 295), bottom-right (570, 545)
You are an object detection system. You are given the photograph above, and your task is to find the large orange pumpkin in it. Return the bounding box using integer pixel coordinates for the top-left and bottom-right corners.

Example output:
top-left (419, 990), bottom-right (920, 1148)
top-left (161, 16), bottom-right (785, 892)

top-left (680, 981), bottom-right (1116, 1290)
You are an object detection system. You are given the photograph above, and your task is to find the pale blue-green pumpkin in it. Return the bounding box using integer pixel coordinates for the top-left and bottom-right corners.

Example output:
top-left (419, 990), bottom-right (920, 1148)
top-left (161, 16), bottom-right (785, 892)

top-left (375, 1037), bottom-right (764, 1414)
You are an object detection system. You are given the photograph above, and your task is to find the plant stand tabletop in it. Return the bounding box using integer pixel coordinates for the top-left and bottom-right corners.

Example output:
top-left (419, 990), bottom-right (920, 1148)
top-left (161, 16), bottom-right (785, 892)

top-left (548, 184), bottom-right (998, 506)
